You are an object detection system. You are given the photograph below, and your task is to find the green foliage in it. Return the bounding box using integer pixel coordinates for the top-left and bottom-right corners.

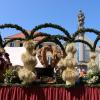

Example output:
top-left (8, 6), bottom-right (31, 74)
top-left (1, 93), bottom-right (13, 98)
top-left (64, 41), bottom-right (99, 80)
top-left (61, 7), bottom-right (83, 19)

top-left (3, 69), bottom-right (14, 78)
top-left (3, 69), bottom-right (20, 84)
top-left (72, 28), bottom-right (100, 39)
top-left (31, 23), bottom-right (71, 39)
top-left (0, 23), bottom-right (99, 51)
top-left (31, 23), bottom-right (100, 52)
top-left (74, 39), bottom-right (93, 51)
top-left (83, 72), bottom-right (100, 84)
top-left (93, 36), bottom-right (100, 51)
top-left (0, 24), bottom-right (29, 38)
top-left (0, 34), bottom-right (3, 47)
top-left (72, 28), bottom-right (100, 51)
top-left (35, 36), bottom-right (66, 55)
top-left (0, 24), bottom-right (30, 47)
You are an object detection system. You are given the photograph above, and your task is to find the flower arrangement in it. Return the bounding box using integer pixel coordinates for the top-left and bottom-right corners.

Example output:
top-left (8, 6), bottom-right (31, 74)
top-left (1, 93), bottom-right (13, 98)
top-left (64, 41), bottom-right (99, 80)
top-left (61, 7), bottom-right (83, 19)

top-left (83, 72), bottom-right (100, 84)
top-left (3, 68), bottom-right (20, 84)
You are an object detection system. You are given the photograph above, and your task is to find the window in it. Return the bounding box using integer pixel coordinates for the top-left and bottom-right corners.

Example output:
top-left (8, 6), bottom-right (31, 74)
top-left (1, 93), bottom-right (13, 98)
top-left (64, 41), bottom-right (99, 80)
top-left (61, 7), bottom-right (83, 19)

top-left (38, 44), bottom-right (43, 49)
top-left (84, 50), bottom-right (90, 62)
top-left (47, 56), bottom-right (52, 65)
top-left (46, 51), bottom-right (53, 65)
top-left (84, 45), bottom-right (90, 62)
top-left (10, 42), bottom-right (15, 47)
top-left (20, 43), bottom-right (23, 47)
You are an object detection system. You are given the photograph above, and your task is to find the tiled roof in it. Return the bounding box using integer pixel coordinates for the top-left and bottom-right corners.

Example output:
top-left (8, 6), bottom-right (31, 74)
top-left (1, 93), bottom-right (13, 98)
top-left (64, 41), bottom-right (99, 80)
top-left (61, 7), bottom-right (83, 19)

top-left (4, 31), bottom-right (45, 41)
top-left (5, 33), bottom-right (25, 39)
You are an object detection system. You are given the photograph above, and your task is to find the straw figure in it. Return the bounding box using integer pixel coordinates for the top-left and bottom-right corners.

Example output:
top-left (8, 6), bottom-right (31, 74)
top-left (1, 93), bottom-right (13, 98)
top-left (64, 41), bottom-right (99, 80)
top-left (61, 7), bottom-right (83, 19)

top-left (38, 45), bottom-right (49, 67)
top-left (87, 52), bottom-right (98, 74)
top-left (17, 40), bottom-right (37, 84)
top-left (57, 43), bottom-right (79, 85)
top-left (51, 45), bottom-right (63, 68)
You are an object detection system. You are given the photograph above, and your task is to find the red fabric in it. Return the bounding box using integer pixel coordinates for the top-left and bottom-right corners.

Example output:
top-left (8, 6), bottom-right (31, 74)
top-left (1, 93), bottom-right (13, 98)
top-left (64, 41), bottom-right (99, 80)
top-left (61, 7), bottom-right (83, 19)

top-left (0, 86), bottom-right (100, 100)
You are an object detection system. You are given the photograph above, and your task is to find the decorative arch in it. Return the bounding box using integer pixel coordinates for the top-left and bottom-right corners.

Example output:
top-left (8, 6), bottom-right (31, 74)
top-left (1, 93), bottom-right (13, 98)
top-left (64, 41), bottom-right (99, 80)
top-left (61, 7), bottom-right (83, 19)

top-left (31, 23), bottom-right (71, 40)
top-left (35, 36), bottom-right (66, 55)
top-left (0, 24), bottom-right (29, 47)
top-left (72, 28), bottom-right (100, 40)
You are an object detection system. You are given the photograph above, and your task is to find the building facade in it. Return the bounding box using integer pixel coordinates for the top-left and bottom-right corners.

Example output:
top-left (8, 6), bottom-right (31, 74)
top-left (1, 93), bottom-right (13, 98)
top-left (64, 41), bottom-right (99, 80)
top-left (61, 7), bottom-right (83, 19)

top-left (4, 31), bottom-right (45, 47)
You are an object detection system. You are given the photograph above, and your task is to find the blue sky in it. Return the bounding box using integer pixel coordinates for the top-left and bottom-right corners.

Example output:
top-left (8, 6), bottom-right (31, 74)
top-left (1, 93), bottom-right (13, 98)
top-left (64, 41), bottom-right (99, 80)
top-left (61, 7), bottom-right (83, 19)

top-left (0, 0), bottom-right (100, 45)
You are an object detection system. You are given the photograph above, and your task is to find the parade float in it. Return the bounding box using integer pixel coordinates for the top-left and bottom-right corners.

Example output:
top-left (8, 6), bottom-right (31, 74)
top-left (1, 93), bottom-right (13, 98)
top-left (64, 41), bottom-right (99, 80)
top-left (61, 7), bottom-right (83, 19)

top-left (0, 11), bottom-right (99, 100)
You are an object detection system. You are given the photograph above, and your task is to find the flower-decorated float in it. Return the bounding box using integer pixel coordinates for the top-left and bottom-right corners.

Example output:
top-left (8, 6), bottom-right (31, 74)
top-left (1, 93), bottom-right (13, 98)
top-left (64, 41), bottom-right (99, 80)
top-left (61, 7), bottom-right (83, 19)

top-left (0, 20), bottom-right (99, 87)
top-left (0, 11), bottom-right (100, 89)
top-left (0, 11), bottom-right (99, 99)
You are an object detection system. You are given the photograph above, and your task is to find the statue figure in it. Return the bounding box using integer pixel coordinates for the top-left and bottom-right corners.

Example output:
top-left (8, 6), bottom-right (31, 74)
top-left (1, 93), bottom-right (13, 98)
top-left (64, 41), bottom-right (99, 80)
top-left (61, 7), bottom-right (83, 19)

top-left (78, 10), bottom-right (85, 30)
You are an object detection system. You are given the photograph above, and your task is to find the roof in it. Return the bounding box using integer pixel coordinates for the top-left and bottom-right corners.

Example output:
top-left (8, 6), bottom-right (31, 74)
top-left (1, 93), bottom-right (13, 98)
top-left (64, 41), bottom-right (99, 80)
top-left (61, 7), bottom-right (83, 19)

top-left (4, 31), bottom-right (45, 41)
